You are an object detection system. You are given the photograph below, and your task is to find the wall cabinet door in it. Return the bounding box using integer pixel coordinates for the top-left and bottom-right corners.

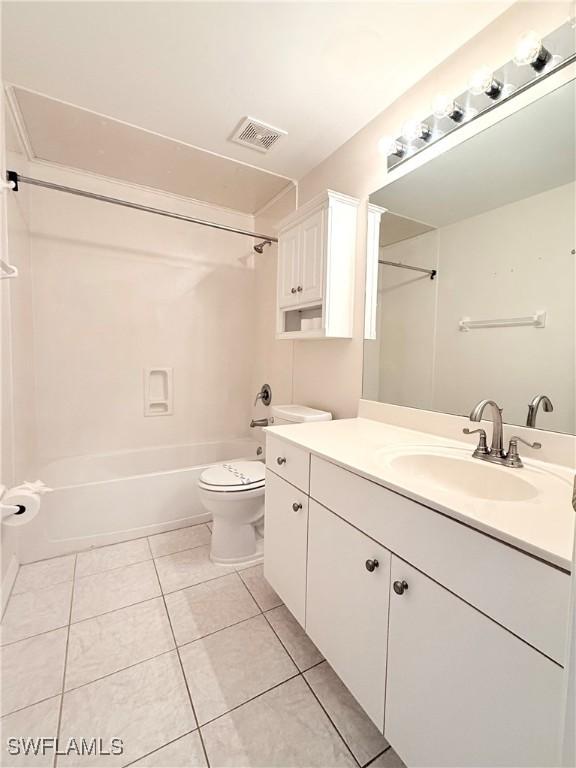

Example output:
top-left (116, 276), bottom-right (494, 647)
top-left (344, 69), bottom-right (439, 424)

top-left (298, 207), bottom-right (324, 305)
top-left (306, 500), bottom-right (390, 729)
top-left (386, 557), bottom-right (564, 768)
top-left (263, 470), bottom-right (309, 625)
top-left (278, 223), bottom-right (300, 308)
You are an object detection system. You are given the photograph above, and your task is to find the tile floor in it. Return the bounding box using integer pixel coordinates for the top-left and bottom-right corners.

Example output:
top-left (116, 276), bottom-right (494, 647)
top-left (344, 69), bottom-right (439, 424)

top-left (1, 523), bottom-right (406, 768)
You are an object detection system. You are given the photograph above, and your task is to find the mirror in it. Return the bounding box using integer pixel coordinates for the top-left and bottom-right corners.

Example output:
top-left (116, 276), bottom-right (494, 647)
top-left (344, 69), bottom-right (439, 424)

top-left (364, 77), bottom-right (575, 435)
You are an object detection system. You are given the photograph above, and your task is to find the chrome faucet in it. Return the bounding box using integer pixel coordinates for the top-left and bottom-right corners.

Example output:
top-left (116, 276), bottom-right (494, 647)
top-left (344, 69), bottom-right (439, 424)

top-left (250, 417), bottom-right (273, 428)
top-left (464, 399), bottom-right (541, 468)
top-left (526, 394), bottom-right (553, 428)
top-left (468, 399), bottom-right (505, 458)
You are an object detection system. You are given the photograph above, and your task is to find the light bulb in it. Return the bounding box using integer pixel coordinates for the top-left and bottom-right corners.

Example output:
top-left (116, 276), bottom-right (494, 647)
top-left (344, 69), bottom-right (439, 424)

top-left (377, 135), bottom-right (406, 158)
top-left (432, 94), bottom-right (464, 122)
top-left (514, 31), bottom-right (551, 70)
top-left (468, 66), bottom-right (503, 99)
top-left (402, 119), bottom-right (431, 143)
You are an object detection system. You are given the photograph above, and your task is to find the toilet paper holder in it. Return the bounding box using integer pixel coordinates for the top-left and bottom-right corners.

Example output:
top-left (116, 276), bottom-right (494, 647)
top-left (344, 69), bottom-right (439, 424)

top-left (0, 480), bottom-right (51, 523)
top-left (1, 503), bottom-right (24, 520)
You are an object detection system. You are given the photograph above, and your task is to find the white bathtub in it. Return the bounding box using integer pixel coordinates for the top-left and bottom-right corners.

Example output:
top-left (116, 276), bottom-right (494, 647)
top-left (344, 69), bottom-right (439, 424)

top-left (20, 439), bottom-right (261, 563)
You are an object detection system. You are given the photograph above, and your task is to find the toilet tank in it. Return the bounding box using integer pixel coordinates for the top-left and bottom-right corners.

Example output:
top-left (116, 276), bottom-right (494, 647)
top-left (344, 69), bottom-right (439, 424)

top-left (270, 404), bottom-right (332, 426)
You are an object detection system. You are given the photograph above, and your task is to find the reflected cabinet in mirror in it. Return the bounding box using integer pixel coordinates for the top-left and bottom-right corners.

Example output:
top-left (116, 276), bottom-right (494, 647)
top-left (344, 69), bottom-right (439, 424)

top-left (364, 76), bottom-right (575, 435)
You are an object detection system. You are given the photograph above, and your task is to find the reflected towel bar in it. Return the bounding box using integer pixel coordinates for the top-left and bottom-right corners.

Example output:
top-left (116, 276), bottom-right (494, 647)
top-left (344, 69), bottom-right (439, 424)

top-left (378, 259), bottom-right (437, 280)
top-left (459, 311), bottom-right (547, 332)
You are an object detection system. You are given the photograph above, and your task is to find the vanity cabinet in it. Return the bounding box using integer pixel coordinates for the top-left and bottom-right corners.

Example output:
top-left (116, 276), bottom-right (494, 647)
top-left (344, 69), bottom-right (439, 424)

top-left (263, 469), bottom-right (309, 626)
top-left (276, 190), bottom-right (358, 339)
top-left (306, 499), bottom-right (390, 728)
top-left (264, 433), bottom-right (568, 767)
top-left (386, 557), bottom-right (564, 768)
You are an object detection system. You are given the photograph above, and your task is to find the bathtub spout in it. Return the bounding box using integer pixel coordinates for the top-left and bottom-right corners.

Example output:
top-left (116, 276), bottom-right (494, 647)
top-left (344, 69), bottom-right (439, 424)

top-left (250, 418), bottom-right (272, 428)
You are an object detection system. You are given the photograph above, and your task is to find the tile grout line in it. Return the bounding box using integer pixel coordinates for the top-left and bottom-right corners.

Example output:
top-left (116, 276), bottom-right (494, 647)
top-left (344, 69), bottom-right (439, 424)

top-left (149, 540), bottom-right (212, 768)
top-left (364, 745), bottom-right (392, 768)
top-left (261, 611), bottom-right (362, 768)
top-left (8, 523), bottom-right (214, 598)
top-left (1, 608), bottom-right (314, 721)
top-left (54, 553), bottom-right (77, 768)
top-left (121, 728), bottom-right (198, 768)
top-left (1, 566), bottom-right (262, 650)
top-left (300, 672), bottom-right (363, 768)
top-left (12, 520), bottom-right (212, 568)
top-left (1, 693), bottom-right (62, 722)
top-left (198, 671), bottom-right (302, 730)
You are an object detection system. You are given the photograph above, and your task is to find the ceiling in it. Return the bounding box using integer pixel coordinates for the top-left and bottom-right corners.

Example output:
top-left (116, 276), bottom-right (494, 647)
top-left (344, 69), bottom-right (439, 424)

top-left (3, 1), bottom-right (512, 183)
top-left (11, 87), bottom-right (292, 214)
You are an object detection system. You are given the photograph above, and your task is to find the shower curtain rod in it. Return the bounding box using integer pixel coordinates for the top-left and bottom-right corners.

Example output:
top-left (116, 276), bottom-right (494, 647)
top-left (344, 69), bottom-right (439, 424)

top-left (379, 259), bottom-right (437, 280)
top-left (6, 171), bottom-right (278, 248)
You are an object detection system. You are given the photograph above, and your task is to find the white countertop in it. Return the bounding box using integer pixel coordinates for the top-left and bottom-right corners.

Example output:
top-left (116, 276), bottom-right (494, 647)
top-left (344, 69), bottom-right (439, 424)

top-left (266, 417), bottom-right (575, 572)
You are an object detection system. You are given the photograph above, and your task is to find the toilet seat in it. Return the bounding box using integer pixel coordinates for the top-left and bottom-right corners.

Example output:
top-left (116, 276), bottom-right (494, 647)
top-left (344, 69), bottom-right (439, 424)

top-left (199, 461), bottom-right (265, 493)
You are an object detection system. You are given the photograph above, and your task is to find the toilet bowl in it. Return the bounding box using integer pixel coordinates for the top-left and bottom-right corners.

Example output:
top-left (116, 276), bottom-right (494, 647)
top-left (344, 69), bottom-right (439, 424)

top-left (198, 461), bottom-right (265, 566)
top-left (199, 404), bottom-right (332, 566)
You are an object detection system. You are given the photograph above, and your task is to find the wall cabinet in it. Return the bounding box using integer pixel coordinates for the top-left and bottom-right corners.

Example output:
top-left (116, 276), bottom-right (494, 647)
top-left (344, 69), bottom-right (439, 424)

top-left (264, 433), bottom-right (568, 768)
top-left (306, 499), bottom-right (390, 728)
top-left (276, 190), bottom-right (358, 339)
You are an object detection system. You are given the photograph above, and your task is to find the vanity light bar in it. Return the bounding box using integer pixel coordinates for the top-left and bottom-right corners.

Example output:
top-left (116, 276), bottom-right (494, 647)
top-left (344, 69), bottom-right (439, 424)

top-left (381, 18), bottom-right (576, 171)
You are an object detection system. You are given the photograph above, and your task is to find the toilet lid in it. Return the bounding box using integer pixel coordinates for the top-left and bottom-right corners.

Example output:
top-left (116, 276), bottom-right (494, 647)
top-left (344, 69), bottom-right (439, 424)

top-left (199, 461), bottom-right (265, 491)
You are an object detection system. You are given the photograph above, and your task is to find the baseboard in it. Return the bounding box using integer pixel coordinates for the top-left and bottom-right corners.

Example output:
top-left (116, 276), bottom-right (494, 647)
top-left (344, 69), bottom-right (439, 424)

top-left (1, 555), bottom-right (19, 617)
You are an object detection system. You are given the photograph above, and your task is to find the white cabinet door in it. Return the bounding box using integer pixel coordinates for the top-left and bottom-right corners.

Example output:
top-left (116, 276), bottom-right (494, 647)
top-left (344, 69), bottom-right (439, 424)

top-left (263, 470), bottom-right (309, 625)
top-left (298, 207), bottom-right (324, 305)
top-left (386, 557), bottom-right (564, 768)
top-left (306, 500), bottom-right (390, 729)
top-left (278, 223), bottom-right (300, 308)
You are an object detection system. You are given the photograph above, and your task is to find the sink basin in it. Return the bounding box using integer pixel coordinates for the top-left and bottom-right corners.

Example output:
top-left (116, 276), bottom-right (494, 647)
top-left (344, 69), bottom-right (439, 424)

top-left (377, 447), bottom-right (540, 502)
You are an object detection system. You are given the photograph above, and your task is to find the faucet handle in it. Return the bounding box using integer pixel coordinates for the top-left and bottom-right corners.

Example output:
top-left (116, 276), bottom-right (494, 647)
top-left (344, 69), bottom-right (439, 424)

top-left (463, 427), bottom-right (489, 456)
top-left (505, 436), bottom-right (542, 468)
top-left (508, 436), bottom-right (542, 450)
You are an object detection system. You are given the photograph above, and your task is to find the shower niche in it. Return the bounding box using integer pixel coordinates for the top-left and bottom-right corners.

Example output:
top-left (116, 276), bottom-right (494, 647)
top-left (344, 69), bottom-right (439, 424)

top-left (144, 368), bottom-right (174, 416)
top-left (276, 190), bottom-right (359, 340)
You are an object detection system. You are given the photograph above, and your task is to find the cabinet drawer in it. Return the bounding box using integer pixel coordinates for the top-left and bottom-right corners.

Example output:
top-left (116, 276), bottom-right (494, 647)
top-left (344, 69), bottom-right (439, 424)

top-left (266, 434), bottom-right (310, 493)
top-left (310, 455), bottom-right (570, 664)
top-left (263, 470), bottom-right (309, 625)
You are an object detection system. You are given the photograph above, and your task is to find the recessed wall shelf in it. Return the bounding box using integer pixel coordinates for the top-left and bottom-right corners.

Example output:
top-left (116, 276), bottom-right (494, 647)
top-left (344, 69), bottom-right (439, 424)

top-left (459, 311), bottom-right (546, 332)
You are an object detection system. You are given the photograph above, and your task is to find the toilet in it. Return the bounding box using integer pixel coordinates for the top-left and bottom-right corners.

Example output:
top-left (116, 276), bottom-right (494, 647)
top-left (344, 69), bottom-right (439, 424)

top-left (198, 404), bottom-right (332, 566)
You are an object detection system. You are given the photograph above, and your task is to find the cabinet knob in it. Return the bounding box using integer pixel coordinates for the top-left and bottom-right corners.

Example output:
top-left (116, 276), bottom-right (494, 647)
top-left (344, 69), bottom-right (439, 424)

top-left (291, 287), bottom-right (297, 294)
top-left (365, 559), bottom-right (379, 572)
top-left (276, 457), bottom-right (287, 466)
top-left (292, 502), bottom-right (302, 512)
top-left (297, 285), bottom-right (303, 292)
top-left (393, 580), bottom-right (409, 595)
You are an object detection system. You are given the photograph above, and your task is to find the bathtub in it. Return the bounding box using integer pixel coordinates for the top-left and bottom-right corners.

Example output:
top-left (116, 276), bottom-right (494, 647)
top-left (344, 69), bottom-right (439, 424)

top-left (20, 438), bottom-right (261, 563)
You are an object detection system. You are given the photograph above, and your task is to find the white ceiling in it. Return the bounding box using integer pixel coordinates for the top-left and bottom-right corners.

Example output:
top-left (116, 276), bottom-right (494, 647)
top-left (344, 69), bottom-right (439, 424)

top-left (3, 1), bottom-right (512, 181)
top-left (11, 87), bottom-right (292, 214)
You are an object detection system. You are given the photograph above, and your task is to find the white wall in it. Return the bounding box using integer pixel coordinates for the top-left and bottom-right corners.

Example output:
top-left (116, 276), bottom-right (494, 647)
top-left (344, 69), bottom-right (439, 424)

top-left (375, 183), bottom-right (575, 433)
top-left (27, 164), bottom-right (258, 468)
top-left (251, 188), bottom-right (296, 424)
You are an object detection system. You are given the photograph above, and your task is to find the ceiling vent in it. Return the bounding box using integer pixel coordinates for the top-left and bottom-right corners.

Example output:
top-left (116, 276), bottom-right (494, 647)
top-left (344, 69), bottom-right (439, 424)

top-left (230, 117), bottom-right (287, 153)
